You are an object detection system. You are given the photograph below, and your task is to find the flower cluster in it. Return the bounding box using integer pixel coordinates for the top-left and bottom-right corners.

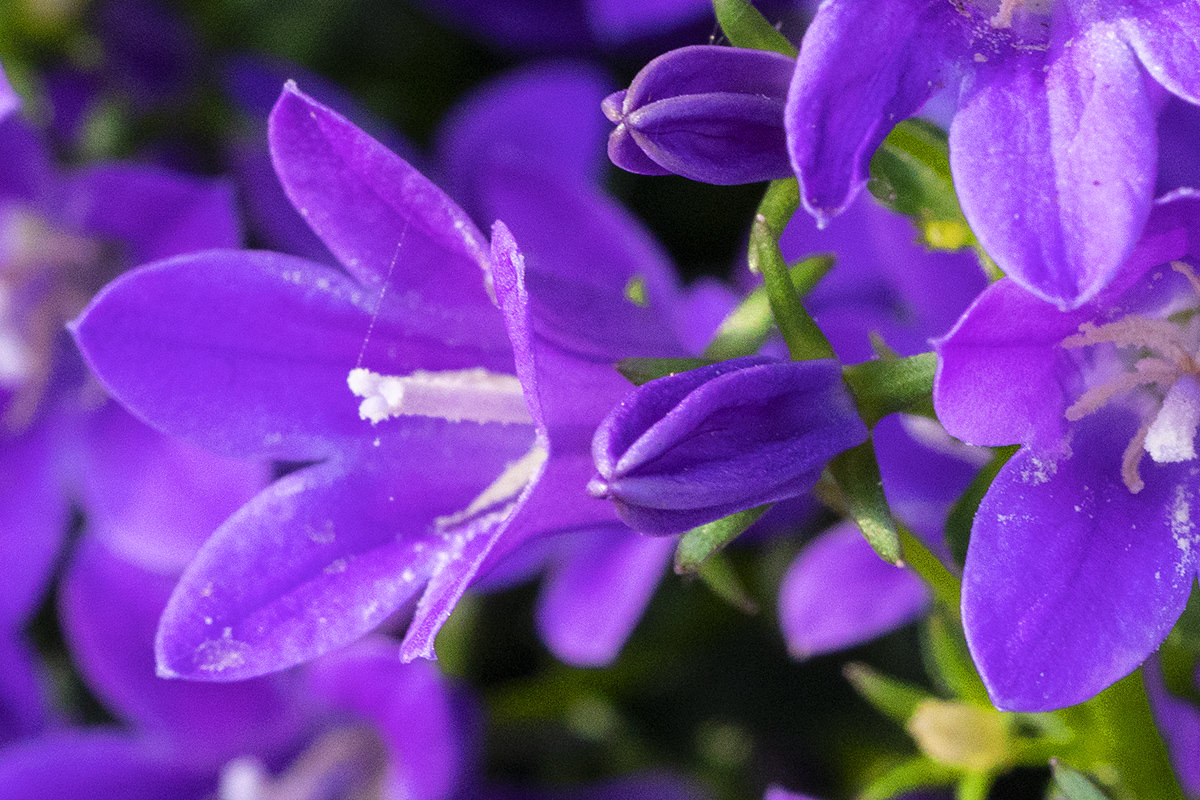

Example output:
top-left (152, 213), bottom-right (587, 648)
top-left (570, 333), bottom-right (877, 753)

top-left (3, 1), bottom-right (1200, 798)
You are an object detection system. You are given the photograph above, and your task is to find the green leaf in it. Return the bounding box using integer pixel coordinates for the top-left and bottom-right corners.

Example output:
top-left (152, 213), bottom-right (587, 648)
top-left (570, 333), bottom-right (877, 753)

top-left (751, 179), bottom-right (835, 362)
top-left (1051, 760), bottom-right (1111, 800)
top-left (900, 525), bottom-right (962, 618)
top-left (945, 445), bottom-right (1018, 568)
top-left (843, 662), bottom-right (932, 724)
top-left (711, 0), bottom-right (797, 57)
top-left (921, 613), bottom-right (989, 706)
top-left (674, 504), bottom-right (769, 574)
top-left (827, 439), bottom-right (902, 564)
top-left (858, 756), bottom-right (957, 800)
top-left (704, 254), bottom-right (834, 361)
top-left (615, 357), bottom-right (716, 386)
top-left (842, 352), bottom-right (937, 426)
top-left (695, 552), bottom-right (759, 613)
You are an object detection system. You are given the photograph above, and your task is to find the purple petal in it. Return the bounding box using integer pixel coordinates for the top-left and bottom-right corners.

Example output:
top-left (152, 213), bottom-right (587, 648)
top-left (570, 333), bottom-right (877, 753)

top-left (615, 46), bottom-right (794, 185)
top-left (934, 278), bottom-right (1093, 449)
top-left (1120, 1), bottom-right (1200, 105)
top-left (62, 163), bottom-right (240, 264)
top-left (786, 0), bottom-right (953, 223)
top-left (469, 164), bottom-right (684, 361)
top-left (536, 526), bottom-right (673, 666)
top-left (607, 118), bottom-right (674, 176)
top-left (61, 538), bottom-right (304, 765)
top-left (73, 249), bottom-right (510, 460)
top-left (0, 733), bottom-right (210, 800)
top-left (585, 0), bottom-right (711, 45)
top-left (227, 141), bottom-right (334, 263)
top-left (0, 64), bottom-right (17, 120)
top-left (487, 222), bottom-right (639, 537)
top-left (0, 416), bottom-right (69, 628)
top-left (0, 116), bottom-right (52, 203)
top-left (1144, 657), bottom-right (1200, 798)
top-left (268, 83), bottom-right (499, 323)
top-left (157, 418), bottom-right (534, 680)
top-left (963, 408), bottom-right (1200, 711)
top-left (437, 61), bottom-right (614, 203)
top-left (306, 639), bottom-right (471, 800)
top-left (779, 523), bottom-right (929, 658)
top-left (0, 634), bottom-right (47, 745)
top-left (764, 788), bottom-right (819, 800)
top-left (78, 402), bottom-right (268, 572)
top-left (950, 28), bottom-right (1155, 309)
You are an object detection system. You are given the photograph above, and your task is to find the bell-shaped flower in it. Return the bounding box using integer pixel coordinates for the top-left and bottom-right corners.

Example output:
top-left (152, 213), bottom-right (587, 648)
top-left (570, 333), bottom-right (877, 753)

top-left (935, 189), bottom-right (1200, 710)
top-left (789, 0), bottom-right (1200, 310)
top-left (604, 45), bottom-right (795, 185)
top-left (588, 355), bottom-right (867, 534)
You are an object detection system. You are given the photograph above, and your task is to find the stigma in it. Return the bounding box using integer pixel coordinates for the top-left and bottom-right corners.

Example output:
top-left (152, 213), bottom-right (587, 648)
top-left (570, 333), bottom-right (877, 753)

top-left (346, 367), bottom-right (532, 426)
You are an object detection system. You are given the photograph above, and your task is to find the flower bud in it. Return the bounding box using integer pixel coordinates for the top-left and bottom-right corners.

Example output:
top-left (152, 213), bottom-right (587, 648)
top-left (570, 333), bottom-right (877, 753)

top-left (603, 45), bottom-right (795, 185)
top-left (589, 356), bottom-right (867, 534)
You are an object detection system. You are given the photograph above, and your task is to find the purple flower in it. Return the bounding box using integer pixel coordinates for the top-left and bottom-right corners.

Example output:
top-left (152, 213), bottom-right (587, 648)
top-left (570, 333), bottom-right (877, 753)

top-left (788, 0), bottom-right (1200, 309)
top-left (0, 70), bottom-right (250, 739)
top-left (74, 82), bottom-right (544, 679)
top-left (1145, 658), bottom-right (1200, 798)
top-left (604, 45), bottom-right (795, 184)
top-left (588, 355), bottom-right (867, 534)
top-left (934, 190), bottom-right (1200, 710)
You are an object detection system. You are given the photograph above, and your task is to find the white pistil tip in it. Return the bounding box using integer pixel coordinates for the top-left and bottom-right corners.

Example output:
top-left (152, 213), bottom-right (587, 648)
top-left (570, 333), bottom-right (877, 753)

top-left (1146, 375), bottom-right (1200, 464)
top-left (347, 366), bottom-right (531, 426)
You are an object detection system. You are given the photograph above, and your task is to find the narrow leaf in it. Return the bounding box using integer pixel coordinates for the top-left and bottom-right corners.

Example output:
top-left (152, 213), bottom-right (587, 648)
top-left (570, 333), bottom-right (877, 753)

top-left (711, 0), bottom-right (797, 57)
top-left (827, 439), bottom-right (901, 564)
top-left (674, 504), bottom-right (769, 574)
top-left (859, 756), bottom-right (957, 800)
top-left (696, 552), bottom-right (759, 614)
top-left (944, 445), bottom-right (1018, 568)
top-left (842, 352), bottom-right (937, 426)
top-left (843, 662), bottom-right (932, 725)
top-left (1051, 760), bottom-right (1110, 800)
top-left (921, 613), bottom-right (989, 706)
top-left (704, 254), bottom-right (834, 361)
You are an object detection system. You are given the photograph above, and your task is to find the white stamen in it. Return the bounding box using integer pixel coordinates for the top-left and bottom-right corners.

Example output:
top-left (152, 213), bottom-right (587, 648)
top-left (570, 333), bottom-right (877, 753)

top-left (347, 367), bottom-right (532, 426)
top-left (435, 442), bottom-right (548, 530)
top-left (1146, 374), bottom-right (1200, 463)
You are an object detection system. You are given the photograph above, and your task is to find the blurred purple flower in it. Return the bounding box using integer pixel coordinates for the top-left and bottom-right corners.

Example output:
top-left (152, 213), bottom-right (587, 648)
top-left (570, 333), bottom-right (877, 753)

top-left (935, 190), bottom-right (1200, 710)
top-left (0, 73), bottom-right (252, 741)
top-left (1145, 658), bottom-right (1200, 798)
top-left (789, 0), bottom-right (1200, 310)
top-left (589, 355), bottom-right (867, 533)
top-left (604, 45), bottom-right (795, 184)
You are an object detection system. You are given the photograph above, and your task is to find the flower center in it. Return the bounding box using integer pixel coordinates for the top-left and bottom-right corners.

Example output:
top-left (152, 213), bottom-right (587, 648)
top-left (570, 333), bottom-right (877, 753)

top-left (346, 366), bottom-right (532, 426)
top-left (1060, 261), bottom-right (1200, 493)
top-left (218, 725), bottom-right (388, 800)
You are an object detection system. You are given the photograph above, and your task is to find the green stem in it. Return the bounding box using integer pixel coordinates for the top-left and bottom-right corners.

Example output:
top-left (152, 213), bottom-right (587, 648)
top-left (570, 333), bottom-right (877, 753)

top-left (750, 180), bottom-right (835, 361)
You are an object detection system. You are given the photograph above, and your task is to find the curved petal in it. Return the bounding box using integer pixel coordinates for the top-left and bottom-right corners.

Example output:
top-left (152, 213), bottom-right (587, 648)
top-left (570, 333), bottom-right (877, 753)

top-left (268, 83), bottom-right (499, 324)
top-left (963, 408), bottom-right (1200, 711)
top-left (79, 402), bottom-right (267, 572)
top-left (0, 634), bottom-right (47, 745)
top-left (73, 249), bottom-right (510, 460)
top-left (779, 523), bottom-right (929, 658)
top-left (585, 0), bottom-right (711, 45)
top-left (608, 121), bottom-right (674, 176)
top-left (307, 640), bottom-right (471, 800)
top-left (1119, 0), bottom-right (1200, 104)
top-left (437, 61), bottom-right (613, 204)
top-left (0, 733), bottom-right (211, 800)
top-left (156, 418), bottom-right (534, 680)
top-left (61, 539), bottom-right (304, 766)
top-left (62, 164), bottom-right (241, 263)
top-left (786, 0), bottom-right (953, 224)
top-left (951, 26), bottom-right (1155, 309)
top-left (0, 415), bottom-right (69, 628)
top-left (535, 526), bottom-right (672, 666)
top-left (933, 278), bottom-right (1091, 449)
